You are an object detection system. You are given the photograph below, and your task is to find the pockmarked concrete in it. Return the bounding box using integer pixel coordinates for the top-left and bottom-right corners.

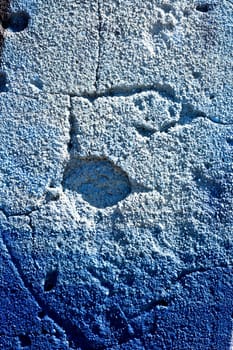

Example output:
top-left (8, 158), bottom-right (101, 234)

top-left (0, 1), bottom-right (232, 349)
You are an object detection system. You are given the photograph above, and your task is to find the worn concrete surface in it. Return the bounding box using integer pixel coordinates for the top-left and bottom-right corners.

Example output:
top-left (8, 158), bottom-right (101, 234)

top-left (0, 0), bottom-right (233, 349)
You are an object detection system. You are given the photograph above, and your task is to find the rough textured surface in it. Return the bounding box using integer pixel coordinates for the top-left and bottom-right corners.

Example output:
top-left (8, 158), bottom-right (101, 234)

top-left (0, 93), bottom-right (70, 215)
top-left (0, 0), bottom-right (233, 349)
top-left (2, 0), bottom-right (98, 95)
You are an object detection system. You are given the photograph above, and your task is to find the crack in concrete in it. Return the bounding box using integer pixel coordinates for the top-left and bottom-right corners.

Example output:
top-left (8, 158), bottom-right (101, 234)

top-left (95, 0), bottom-right (102, 92)
top-left (0, 208), bottom-right (36, 221)
top-left (74, 82), bottom-right (177, 103)
top-left (138, 263), bottom-right (233, 315)
top-left (67, 94), bottom-right (74, 152)
top-left (0, 204), bottom-right (45, 221)
top-left (176, 264), bottom-right (233, 283)
top-left (5, 87), bottom-right (232, 130)
top-left (159, 102), bottom-right (233, 133)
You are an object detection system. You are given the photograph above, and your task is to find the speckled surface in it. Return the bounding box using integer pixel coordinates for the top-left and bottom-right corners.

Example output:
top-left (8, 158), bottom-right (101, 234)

top-left (0, 1), bottom-right (233, 349)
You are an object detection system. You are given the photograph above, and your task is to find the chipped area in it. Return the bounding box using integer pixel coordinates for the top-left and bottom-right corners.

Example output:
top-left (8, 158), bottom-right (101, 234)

top-left (63, 157), bottom-right (131, 208)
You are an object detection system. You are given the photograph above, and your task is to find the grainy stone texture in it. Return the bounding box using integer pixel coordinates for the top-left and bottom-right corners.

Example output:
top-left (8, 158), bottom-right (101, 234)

top-left (0, 93), bottom-right (70, 215)
top-left (0, 0), bottom-right (233, 349)
top-left (2, 0), bottom-right (99, 95)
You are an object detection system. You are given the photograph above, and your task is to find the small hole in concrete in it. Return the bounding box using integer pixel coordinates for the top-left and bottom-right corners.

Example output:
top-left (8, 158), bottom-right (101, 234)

top-left (135, 125), bottom-right (155, 138)
top-left (192, 71), bottom-right (202, 79)
top-left (169, 106), bottom-right (176, 117)
top-left (226, 138), bottom-right (233, 146)
top-left (57, 241), bottom-right (63, 249)
top-left (45, 187), bottom-right (60, 202)
top-left (44, 268), bottom-right (58, 292)
top-left (30, 77), bottom-right (43, 90)
top-left (204, 162), bottom-right (211, 169)
top-left (19, 334), bottom-right (31, 347)
top-left (209, 286), bottom-right (215, 296)
top-left (0, 72), bottom-right (8, 92)
top-left (157, 300), bottom-right (169, 307)
top-left (161, 4), bottom-right (173, 13)
top-left (196, 3), bottom-right (213, 13)
top-left (38, 310), bottom-right (46, 319)
top-left (2, 11), bottom-right (30, 32)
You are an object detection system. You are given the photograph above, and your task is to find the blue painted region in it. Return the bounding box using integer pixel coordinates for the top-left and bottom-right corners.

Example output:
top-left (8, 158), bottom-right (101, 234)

top-left (0, 232), bottom-right (70, 349)
top-left (0, 337), bottom-right (19, 350)
top-left (1, 223), bottom-right (233, 350)
top-left (2, 211), bottom-right (233, 349)
top-left (0, 238), bottom-right (40, 340)
top-left (151, 268), bottom-right (233, 350)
